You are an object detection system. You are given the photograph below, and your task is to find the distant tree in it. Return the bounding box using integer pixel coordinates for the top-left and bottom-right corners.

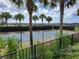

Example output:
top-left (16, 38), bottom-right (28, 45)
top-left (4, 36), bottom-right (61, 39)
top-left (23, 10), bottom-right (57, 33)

top-left (1, 12), bottom-right (12, 26)
top-left (0, 14), bottom-right (3, 25)
top-left (0, 14), bottom-right (3, 21)
top-left (46, 16), bottom-right (52, 24)
top-left (39, 14), bottom-right (46, 24)
top-left (39, 14), bottom-right (46, 43)
top-left (14, 13), bottom-right (24, 26)
top-left (14, 13), bottom-right (24, 49)
top-left (32, 15), bottom-right (38, 24)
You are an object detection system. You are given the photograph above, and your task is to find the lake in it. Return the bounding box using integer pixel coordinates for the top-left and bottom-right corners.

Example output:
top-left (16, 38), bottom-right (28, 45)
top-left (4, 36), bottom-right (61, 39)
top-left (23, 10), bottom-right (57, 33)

top-left (0, 30), bottom-right (75, 42)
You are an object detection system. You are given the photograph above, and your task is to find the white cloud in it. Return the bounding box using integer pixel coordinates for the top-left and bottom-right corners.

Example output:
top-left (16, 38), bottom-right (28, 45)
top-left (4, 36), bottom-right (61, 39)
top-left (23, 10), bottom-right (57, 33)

top-left (0, 0), bottom-right (79, 23)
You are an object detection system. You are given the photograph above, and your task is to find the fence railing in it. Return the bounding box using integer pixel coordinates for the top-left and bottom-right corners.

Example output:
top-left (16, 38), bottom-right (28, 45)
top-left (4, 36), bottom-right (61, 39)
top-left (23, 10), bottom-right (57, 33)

top-left (0, 33), bottom-right (79, 59)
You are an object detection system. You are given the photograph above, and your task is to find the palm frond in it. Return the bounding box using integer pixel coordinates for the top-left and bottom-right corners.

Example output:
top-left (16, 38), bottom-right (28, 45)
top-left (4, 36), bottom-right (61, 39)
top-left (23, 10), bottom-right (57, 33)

top-left (1, 12), bottom-right (12, 19)
top-left (39, 14), bottom-right (46, 19)
top-left (33, 5), bottom-right (38, 12)
top-left (10, 0), bottom-right (16, 3)
top-left (39, 0), bottom-right (57, 8)
top-left (50, 1), bottom-right (57, 8)
top-left (10, 0), bottom-right (23, 8)
top-left (32, 15), bottom-right (38, 21)
top-left (16, 0), bottom-right (23, 8)
top-left (39, 0), bottom-right (49, 6)
top-left (66, 0), bottom-right (76, 8)
top-left (46, 16), bottom-right (52, 22)
top-left (14, 13), bottom-right (24, 21)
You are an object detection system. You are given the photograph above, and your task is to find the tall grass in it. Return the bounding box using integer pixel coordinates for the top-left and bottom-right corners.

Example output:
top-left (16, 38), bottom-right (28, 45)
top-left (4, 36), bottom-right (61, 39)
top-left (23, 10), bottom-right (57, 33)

top-left (0, 37), bottom-right (19, 56)
top-left (6, 37), bottom-right (19, 54)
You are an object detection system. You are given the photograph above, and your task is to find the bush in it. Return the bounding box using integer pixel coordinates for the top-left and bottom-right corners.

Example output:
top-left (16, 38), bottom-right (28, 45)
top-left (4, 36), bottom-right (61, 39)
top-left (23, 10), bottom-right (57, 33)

top-left (6, 37), bottom-right (19, 53)
top-left (5, 37), bottom-right (19, 59)
top-left (36, 44), bottom-right (52, 59)
top-left (0, 38), bottom-right (6, 56)
top-left (0, 38), bottom-right (5, 49)
top-left (62, 35), bottom-right (71, 48)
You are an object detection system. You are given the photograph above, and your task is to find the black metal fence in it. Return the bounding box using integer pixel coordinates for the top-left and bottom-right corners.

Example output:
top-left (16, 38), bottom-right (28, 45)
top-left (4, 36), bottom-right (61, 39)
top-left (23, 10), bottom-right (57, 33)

top-left (0, 33), bottom-right (79, 59)
top-left (0, 40), bottom-right (55, 59)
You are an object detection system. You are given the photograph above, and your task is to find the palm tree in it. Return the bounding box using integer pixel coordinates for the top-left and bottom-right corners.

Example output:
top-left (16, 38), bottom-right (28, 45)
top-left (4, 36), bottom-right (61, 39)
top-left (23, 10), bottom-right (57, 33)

top-left (40, 0), bottom-right (77, 48)
top-left (14, 13), bottom-right (24, 26)
top-left (46, 16), bottom-right (52, 25)
top-left (14, 13), bottom-right (24, 49)
top-left (39, 14), bottom-right (46, 43)
top-left (32, 15), bottom-right (38, 24)
top-left (0, 14), bottom-right (3, 25)
top-left (10, 0), bottom-right (37, 58)
top-left (26, 0), bottom-right (37, 49)
top-left (1, 12), bottom-right (12, 26)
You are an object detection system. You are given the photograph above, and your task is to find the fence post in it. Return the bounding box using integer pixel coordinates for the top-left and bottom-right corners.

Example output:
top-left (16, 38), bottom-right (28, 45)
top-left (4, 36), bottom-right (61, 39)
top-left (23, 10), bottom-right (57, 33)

top-left (59, 38), bottom-right (62, 49)
top-left (33, 45), bottom-right (36, 59)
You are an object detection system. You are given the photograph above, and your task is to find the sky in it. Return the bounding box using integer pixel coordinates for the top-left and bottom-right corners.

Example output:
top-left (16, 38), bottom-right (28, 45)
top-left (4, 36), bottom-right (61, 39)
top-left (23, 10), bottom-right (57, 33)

top-left (0, 0), bottom-right (79, 23)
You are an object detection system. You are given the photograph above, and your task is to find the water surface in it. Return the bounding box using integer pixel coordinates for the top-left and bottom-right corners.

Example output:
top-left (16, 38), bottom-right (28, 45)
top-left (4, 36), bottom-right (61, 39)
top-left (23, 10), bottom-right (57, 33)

top-left (0, 30), bottom-right (75, 42)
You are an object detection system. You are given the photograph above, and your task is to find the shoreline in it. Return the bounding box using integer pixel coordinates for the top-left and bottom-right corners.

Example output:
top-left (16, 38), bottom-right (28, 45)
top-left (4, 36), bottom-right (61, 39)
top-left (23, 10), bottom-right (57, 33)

top-left (22, 30), bottom-right (77, 48)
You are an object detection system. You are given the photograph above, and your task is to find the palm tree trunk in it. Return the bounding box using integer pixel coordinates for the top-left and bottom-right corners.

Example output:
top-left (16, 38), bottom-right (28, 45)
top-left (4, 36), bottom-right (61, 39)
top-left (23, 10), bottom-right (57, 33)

top-left (59, 0), bottom-right (64, 49)
top-left (29, 13), bottom-right (33, 48)
top-left (29, 13), bottom-right (34, 59)
top-left (42, 18), bottom-right (44, 43)
top-left (16, 20), bottom-right (17, 25)
top-left (5, 19), bottom-right (8, 26)
top-left (48, 22), bottom-right (50, 25)
top-left (34, 21), bottom-right (36, 26)
top-left (35, 21), bottom-right (36, 25)
top-left (20, 21), bottom-right (22, 49)
top-left (56, 0), bottom-right (64, 58)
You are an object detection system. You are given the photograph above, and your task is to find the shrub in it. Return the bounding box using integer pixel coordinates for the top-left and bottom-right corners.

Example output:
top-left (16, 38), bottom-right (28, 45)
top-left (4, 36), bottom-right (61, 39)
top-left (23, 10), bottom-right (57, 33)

top-left (6, 37), bottom-right (19, 53)
top-left (0, 38), bottom-right (5, 49)
top-left (6, 37), bottom-right (19, 59)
